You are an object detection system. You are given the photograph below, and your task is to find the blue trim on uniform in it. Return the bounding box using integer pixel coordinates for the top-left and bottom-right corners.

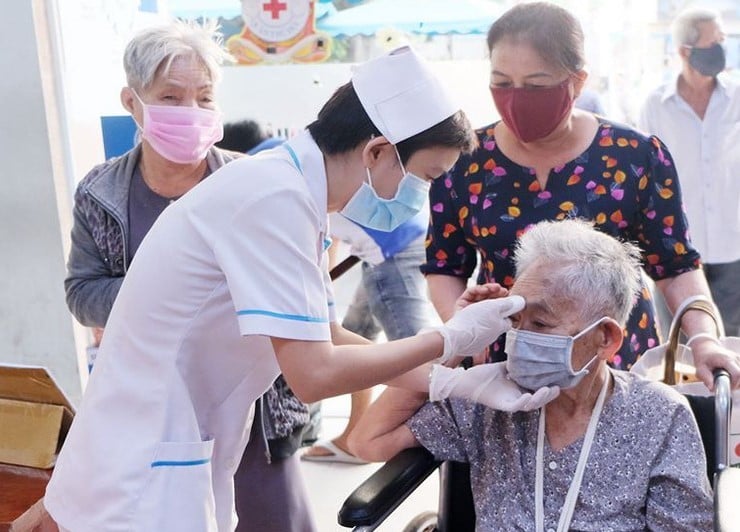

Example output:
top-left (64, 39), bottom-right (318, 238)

top-left (151, 458), bottom-right (211, 467)
top-left (323, 236), bottom-right (333, 250)
top-left (283, 144), bottom-right (302, 172)
top-left (327, 301), bottom-right (335, 307)
top-left (236, 309), bottom-right (328, 323)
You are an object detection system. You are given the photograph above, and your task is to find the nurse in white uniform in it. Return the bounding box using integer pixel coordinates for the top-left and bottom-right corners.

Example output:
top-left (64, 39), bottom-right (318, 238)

top-left (45, 46), bottom-right (558, 531)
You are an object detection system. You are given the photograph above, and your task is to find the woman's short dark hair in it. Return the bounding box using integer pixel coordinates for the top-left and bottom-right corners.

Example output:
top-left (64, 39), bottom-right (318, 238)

top-left (307, 82), bottom-right (477, 163)
top-left (486, 2), bottom-right (585, 74)
top-left (217, 119), bottom-right (267, 153)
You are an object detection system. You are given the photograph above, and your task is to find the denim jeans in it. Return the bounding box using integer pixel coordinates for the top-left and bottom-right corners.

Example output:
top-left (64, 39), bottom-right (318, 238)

top-left (342, 239), bottom-right (437, 341)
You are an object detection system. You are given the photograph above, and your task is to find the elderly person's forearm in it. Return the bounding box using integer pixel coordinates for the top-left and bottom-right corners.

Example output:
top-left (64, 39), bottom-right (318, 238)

top-left (64, 276), bottom-right (123, 327)
top-left (347, 386), bottom-right (426, 462)
top-left (656, 269), bottom-right (717, 333)
top-left (656, 269), bottom-right (740, 388)
top-left (427, 273), bottom-right (467, 321)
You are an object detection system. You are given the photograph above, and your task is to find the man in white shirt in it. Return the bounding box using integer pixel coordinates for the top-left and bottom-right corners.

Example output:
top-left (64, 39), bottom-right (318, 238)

top-left (44, 46), bottom-right (560, 532)
top-left (639, 8), bottom-right (740, 335)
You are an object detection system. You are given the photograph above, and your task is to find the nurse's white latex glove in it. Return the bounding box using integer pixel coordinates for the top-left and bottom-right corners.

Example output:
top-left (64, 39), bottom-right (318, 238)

top-left (429, 362), bottom-right (560, 411)
top-left (430, 295), bottom-right (525, 364)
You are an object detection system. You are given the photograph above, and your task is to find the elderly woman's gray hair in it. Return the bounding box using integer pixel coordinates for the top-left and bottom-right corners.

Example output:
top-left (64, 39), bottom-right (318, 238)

top-left (513, 219), bottom-right (642, 326)
top-left (123, 20), bottom-right (233, 90)
top-left (671, 8), bottom-right (721, 47)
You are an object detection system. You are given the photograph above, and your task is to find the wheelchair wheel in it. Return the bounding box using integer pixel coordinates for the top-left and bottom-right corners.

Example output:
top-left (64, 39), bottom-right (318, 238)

top-left (402, 511), bottom-right (438, 532)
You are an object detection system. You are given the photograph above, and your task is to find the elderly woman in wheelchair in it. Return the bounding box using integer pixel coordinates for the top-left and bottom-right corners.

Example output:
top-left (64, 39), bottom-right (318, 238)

top-left (348, 219), bottom-right (713, 531)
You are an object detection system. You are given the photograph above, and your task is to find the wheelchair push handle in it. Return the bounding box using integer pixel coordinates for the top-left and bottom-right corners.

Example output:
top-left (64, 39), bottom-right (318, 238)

top-left (713, 369), bottom-right (732, 472)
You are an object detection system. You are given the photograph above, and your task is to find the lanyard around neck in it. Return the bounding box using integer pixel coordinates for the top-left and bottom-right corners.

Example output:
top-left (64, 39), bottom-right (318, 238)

top-left (535, 370), bottom-right (610, 532)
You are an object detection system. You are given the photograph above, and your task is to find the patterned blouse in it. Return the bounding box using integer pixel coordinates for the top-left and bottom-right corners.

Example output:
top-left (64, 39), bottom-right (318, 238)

top-left (421, 120), bottom-right (701, 369)
top-left (407, 371), bottom-right (713, 531)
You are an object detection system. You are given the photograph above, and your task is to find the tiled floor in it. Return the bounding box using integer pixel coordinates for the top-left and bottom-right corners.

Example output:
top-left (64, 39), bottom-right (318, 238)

top-left (298, 392), bottom-right (439, 531)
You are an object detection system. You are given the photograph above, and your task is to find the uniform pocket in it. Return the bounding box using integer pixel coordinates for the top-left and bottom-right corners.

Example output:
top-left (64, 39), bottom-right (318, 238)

top-left (134, 439), bottom-right (217, 532)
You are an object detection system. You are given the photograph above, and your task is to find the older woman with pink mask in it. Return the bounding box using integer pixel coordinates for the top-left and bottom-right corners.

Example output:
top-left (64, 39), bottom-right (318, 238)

top-left (65, 20), bottom-right (234, 327)
top-left (62, 21), bottom-right (317, 532)
top-left (422, 2), bottom-right (740, 390)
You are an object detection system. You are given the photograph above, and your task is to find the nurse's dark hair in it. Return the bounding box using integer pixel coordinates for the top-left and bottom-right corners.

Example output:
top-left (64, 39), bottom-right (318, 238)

top-left (486, 2), bottom-right (585, 74)
top-left (307, 82), bottom-right (477, 163)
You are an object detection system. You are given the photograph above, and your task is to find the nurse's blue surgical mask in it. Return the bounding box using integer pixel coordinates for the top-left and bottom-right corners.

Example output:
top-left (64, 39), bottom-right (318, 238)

top-left (504, 317), bottom-right (607, 390)
top-left (688, 42), bottom-right (726, 77)
top-left (340, 147), bottom-right (430, 232)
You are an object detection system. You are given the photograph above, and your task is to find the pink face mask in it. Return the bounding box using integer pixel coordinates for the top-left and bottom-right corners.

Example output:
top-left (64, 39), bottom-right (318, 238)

top-left (132, 90), bottom-right (223, 164)
top-left (490, 79), bottom-right (573, 143)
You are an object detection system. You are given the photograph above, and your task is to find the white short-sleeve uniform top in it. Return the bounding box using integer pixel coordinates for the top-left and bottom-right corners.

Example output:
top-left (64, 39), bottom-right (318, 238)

top-left (44, 131), bottom-right (336, 532)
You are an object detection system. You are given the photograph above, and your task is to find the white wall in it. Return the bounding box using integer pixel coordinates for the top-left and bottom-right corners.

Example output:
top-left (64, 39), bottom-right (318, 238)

top-left (217, 59), bottom-right (497, 132)
top-left (56, 0), bottom-right (164, 186)
top-left (0, 1), bottom-right (84, 403)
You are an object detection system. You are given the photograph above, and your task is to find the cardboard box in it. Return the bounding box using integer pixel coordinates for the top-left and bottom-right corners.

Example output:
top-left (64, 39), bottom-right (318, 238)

top-left (0, 365), bottom-right (74, 469)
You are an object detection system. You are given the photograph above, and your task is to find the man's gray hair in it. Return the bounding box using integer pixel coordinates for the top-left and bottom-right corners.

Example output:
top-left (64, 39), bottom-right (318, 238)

top-left (123, 20), bottom-right (232, 90)
top-left (513, 219), bottom-right (642, 326)
top-left (671, 8), bottom-right (721, 47)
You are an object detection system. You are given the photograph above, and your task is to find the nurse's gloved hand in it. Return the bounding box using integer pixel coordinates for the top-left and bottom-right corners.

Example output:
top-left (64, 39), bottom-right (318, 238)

top-left (429, 362), bottom-right (560, 412)
top-left (431, 295), bottom-right (525, 364)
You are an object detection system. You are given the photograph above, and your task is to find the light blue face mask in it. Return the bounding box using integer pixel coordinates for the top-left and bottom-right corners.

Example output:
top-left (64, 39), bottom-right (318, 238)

top-left (504, 317), bottom-right (607, 390)
top-left (340, 147), bottom-right (430, 232)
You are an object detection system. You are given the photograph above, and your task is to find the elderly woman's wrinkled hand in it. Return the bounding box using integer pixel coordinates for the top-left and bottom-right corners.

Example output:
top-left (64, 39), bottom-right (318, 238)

top-left (691, 339), bottom-right (740, 391)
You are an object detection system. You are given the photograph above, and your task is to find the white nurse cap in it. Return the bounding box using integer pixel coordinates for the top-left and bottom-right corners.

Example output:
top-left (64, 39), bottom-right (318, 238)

top-left (351, 46), bottom-right (459, 144)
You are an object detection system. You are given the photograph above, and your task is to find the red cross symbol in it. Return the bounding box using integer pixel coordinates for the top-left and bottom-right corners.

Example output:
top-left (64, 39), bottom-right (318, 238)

top-left (262, 0), bottom-right (288, 19)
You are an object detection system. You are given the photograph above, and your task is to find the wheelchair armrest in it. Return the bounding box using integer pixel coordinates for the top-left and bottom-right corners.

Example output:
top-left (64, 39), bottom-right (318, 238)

top-left (714, 467), bottom-right (740, 532)
top-left (337, 447), bottom-right (441, 528)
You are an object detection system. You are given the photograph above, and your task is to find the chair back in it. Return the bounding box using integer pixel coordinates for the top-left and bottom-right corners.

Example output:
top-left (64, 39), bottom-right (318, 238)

top-left (684, 394), bottom-right (717, 484)
top-left (436, 461), bottom-right (475, 532)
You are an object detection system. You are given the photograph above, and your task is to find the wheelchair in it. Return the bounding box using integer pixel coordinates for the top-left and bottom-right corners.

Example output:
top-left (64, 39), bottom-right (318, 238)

top-left (338, 370), bottom-right (737, 532)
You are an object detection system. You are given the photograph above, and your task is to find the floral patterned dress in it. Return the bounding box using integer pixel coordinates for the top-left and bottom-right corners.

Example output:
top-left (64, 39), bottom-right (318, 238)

top-left (422, 119), bottom-right (701, 369)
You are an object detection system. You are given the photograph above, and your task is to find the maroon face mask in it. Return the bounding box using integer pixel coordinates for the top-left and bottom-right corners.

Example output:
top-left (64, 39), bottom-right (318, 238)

top-left (490, 79), bottom-right (573, 143)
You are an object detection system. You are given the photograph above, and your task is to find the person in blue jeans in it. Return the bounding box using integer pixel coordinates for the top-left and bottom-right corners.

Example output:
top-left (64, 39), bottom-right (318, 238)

top-left (301, 209), bottom-right (437, 463)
